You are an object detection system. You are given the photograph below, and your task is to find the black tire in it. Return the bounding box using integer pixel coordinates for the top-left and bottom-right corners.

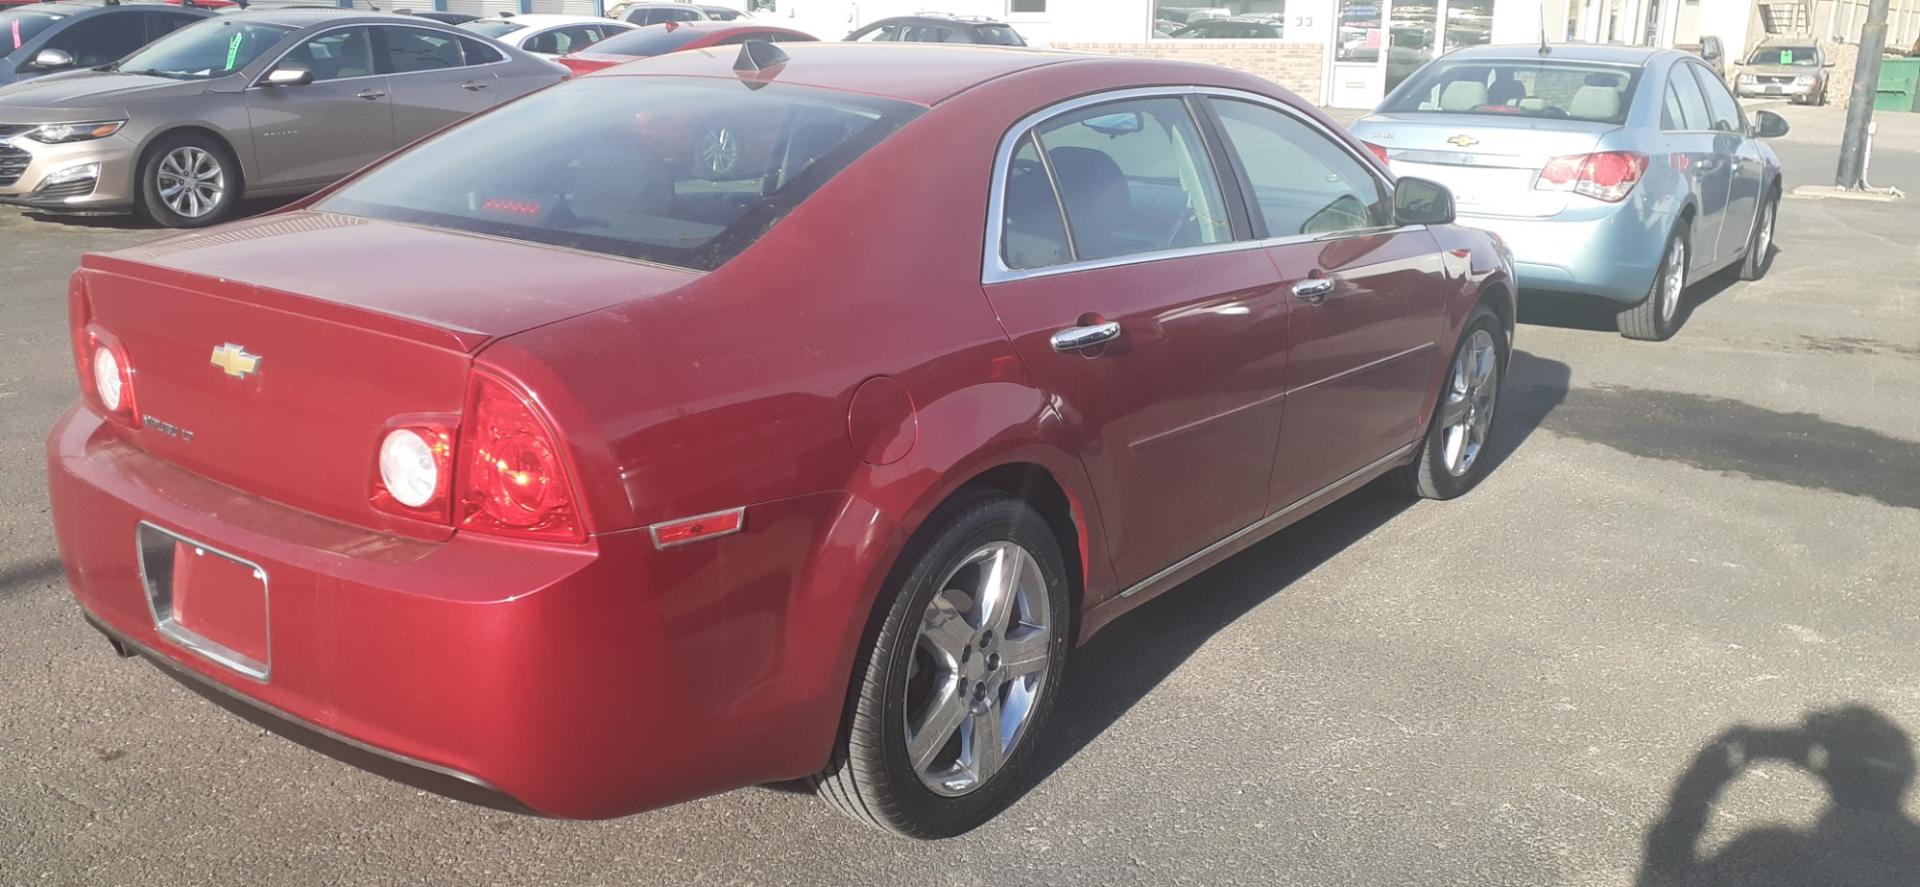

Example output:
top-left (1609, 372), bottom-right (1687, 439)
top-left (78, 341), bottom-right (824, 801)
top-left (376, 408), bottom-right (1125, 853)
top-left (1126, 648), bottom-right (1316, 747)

top-left (1738, 190), bottom-right (1779, 281)
top-left (137, 131), bottom-right (241, 228)
top-left (1618, 223), bottom-right (1690, 342)
top-left (1397, 304), bottom-right (1508, 500)
top-left (810, 491), bottom-right (1071, 838)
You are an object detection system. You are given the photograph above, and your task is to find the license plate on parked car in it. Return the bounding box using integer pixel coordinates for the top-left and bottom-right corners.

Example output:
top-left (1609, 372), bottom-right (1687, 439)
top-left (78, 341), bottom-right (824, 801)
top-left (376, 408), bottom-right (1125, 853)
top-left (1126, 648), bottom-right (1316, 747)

top-left (137, 523), bottom-right (269, 680)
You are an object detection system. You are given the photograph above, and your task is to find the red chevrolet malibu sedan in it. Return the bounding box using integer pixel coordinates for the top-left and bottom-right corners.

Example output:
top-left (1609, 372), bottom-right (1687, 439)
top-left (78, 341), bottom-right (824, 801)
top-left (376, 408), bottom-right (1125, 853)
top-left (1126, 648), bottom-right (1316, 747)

top-left (47, 43), bottom-right (1514, 837)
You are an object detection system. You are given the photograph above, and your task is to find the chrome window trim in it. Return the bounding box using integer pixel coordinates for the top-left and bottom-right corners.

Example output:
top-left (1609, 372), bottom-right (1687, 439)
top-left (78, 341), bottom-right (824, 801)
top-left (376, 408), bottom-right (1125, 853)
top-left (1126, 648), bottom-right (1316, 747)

top-left (982, 85), bottom-right (1406, 286)
top-left (247, 22), bottom-right (509, 90)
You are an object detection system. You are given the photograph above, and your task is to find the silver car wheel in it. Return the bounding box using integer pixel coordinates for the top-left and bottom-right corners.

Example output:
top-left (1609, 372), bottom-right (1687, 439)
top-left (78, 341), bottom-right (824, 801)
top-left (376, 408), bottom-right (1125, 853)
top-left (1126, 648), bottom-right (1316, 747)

top-left (905, 541), bottom-right (1052, 798)
top-left (156, 146), bottom-right (225, 219)
top-left (1755, 202), bottom-right (1775, 260)
top-left (1440, 328), bottom-right (1499, 478)
top-left (694, 126), bottom-right (741, 178)
top-left (1660, 236), bottom-right (1686, 324)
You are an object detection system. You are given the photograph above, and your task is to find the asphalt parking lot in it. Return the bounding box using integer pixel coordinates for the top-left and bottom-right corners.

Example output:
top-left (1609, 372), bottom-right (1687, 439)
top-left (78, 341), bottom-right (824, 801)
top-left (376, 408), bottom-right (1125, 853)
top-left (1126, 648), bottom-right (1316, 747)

top-left (3, 102), bottom-right (1918, 886)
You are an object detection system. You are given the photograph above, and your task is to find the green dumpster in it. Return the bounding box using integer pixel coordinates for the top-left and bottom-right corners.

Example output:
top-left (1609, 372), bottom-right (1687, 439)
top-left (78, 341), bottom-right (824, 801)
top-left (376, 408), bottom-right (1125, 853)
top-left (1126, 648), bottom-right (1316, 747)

top-left (1876, 57), bottom-right (1920, 113)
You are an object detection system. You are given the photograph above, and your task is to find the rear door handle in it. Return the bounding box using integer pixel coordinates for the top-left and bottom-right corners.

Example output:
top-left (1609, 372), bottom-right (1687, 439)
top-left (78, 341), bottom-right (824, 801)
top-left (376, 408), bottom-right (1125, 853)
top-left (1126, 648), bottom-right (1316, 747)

top-left (1291, 278), bottom-right (1335, 305)
top-left (356, 88), bottom-right (387, 100)
top-left (461, 81), bottom-right (489, 91)
top-left (1050, 321), bottom-right (1122, 353)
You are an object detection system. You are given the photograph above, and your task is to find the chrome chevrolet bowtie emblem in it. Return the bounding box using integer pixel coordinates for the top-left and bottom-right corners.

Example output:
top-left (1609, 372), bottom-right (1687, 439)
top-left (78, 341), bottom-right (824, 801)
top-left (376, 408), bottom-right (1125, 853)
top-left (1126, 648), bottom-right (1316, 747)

top-left (1447, 134), bottom-right (1480, 148)
top-left (209, 343), bottom-right (260, 378)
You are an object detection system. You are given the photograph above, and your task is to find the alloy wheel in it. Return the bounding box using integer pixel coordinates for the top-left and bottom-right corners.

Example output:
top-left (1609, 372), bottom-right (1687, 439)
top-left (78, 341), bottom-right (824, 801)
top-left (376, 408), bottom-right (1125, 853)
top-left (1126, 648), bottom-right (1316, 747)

top-left (904, 541), bottom-right (1053, 797)
top-left (1661, 237), bottom-right (1687, 324)
top-left (156, 146), bottom-right (225, 220)
top-left (1756, 203), bottom-right (1775, 260)
top-left (1440, 328), bottom-right (1499, 477)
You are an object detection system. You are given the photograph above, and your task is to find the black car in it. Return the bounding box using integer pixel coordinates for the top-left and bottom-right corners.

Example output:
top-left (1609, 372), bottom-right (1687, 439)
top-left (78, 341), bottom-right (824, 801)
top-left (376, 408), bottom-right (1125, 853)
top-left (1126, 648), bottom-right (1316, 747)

top-left (1167, 17), bottom-right (1284, 39)
top-left (0, 0), bottom-right (210, 87)
top-left (845, 14), bottom-right (1025, 46)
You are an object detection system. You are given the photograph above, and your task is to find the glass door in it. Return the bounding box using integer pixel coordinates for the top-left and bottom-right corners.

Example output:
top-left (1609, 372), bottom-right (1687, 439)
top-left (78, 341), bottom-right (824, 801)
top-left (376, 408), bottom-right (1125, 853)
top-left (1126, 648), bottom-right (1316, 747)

top-left (1331, 0), bottom-right (1498, 107)
top-left (1330, 0), bottom-right (1388, 108)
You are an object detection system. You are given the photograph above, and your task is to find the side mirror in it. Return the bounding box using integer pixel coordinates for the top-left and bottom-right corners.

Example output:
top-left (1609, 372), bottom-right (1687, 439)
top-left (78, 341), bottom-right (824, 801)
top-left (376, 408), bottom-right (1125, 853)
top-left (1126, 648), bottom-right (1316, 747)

top-left (264, 65), bottom-right (314, 86)
top-left (1753, 109), bottom-right (1790, 138)
top-left (1393, 177), bottom-right (1454, 226)
top-left (32, 48), bottom-right (74, 70)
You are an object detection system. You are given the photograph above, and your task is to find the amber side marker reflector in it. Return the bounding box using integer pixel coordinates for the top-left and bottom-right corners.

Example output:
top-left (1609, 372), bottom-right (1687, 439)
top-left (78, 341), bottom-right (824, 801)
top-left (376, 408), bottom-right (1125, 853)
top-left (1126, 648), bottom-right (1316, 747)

top-left (649, 507), bottom-right (746, 550)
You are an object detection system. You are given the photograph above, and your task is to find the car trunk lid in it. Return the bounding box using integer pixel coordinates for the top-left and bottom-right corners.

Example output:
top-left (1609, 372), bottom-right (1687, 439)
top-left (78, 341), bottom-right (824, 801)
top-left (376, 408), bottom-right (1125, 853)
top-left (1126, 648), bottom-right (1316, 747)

top-left (1356, 113), bottom-right (1621, 218)
top-left (78, 210), bottom-right (697, 535)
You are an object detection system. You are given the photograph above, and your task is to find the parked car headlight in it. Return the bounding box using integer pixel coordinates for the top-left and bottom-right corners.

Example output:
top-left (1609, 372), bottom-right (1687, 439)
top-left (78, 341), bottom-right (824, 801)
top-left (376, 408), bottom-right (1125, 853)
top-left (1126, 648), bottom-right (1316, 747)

top-left (1794, 75), bottom-right (1818, 85)
top-left (24, 120), bottom-right (126, 144)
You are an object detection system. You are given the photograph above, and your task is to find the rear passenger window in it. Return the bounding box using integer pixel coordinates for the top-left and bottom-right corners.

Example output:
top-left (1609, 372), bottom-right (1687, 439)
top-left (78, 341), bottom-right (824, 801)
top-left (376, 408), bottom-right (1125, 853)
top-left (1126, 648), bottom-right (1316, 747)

top-left (1209, 98), bottom-right (1387, 237)
top-left (459, 36), bottom-right (502, 64)
top-left (1001, 134), bottom-right (1071, 270)
top-left (1026, 97), bottom-right (1233, 263)
top-left (1669, 66), bottom-right (1711, 130)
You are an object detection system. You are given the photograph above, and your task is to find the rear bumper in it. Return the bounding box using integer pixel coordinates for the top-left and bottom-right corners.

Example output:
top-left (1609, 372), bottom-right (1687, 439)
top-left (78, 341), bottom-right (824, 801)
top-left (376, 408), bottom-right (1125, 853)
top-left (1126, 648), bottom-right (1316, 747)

top-left (1455, 201), bottom-right (1672, 305)
top-left (48, 404), bottom-right (896, 818)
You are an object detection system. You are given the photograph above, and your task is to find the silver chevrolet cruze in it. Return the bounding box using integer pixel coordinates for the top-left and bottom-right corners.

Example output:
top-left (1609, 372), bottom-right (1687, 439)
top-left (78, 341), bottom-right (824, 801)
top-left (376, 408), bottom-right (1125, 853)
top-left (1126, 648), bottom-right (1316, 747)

top-left (0, 9), bottom-right (567, 226)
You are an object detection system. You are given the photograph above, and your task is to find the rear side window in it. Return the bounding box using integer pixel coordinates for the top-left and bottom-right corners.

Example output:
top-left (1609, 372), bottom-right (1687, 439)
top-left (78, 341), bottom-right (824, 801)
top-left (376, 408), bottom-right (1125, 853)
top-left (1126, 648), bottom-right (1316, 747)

top-left (1209, 98), bottom-right (1386, 237)
top-left (319, 78), bottom-right (922, 271)
top-left (1001, 96), bottom-right (1233, 268)
top-left (1001, 134), bottom-right (1071, 270)
top-left (381, 27), bottom-right (463, 72)
top-left (459, 35), bottom-right (502, 64)
top-left (1382, 59), bottom-right (1639, 125)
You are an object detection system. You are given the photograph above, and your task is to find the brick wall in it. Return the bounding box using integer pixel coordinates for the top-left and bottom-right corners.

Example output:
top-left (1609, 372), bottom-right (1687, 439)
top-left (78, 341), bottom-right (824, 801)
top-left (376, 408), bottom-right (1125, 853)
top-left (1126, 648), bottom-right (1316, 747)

top-left (1048, 41), bottom-right (1326, 103)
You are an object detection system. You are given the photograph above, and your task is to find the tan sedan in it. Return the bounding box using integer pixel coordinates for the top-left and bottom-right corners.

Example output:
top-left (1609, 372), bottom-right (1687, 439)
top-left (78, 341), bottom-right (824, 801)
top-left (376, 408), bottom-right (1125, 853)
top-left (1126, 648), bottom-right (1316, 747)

top-left (0, 8), bottom-right (566, 226)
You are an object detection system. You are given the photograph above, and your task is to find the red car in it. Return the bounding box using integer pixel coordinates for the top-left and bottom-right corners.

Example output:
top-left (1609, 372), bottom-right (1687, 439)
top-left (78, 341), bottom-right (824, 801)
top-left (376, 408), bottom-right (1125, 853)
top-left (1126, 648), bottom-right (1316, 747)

top-left (555, 20), bottom-right (815, 75)
top-left (48, 43), bottom-right (1514, 838)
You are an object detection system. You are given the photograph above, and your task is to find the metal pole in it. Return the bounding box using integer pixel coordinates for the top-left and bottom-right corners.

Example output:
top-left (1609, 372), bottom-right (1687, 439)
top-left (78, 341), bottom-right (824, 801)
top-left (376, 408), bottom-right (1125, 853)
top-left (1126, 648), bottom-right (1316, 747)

top-left (1835, 0), bottom-right (1891, 188)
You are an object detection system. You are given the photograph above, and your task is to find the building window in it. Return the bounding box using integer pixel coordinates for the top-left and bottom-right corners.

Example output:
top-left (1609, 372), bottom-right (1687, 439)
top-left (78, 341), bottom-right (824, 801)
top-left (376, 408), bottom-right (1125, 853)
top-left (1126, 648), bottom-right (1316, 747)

top-left (1155, 2), bottom-right (1288, 39)
top-left (1009, 0), bottom-right (1046, 13)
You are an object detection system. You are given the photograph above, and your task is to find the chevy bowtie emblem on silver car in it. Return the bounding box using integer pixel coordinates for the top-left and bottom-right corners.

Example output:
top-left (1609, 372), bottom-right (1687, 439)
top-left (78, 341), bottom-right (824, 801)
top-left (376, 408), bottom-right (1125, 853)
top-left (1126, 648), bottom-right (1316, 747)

top-left (210, 343), bottom-right (261, 379)
top-left (1447, 134), bottom-right (1480, 148)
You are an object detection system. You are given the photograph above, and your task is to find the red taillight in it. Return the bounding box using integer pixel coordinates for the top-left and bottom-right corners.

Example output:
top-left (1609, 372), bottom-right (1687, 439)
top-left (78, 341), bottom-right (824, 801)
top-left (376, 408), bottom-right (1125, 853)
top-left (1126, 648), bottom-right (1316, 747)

top-left (1535, 151), bottom-right (1648, 203)
top-left (81, 323), bottom-right (138, 428)
top-left (455, 370), bottom-right (584, 542)
top-left (1363, 141), bottom-right (1391, 166)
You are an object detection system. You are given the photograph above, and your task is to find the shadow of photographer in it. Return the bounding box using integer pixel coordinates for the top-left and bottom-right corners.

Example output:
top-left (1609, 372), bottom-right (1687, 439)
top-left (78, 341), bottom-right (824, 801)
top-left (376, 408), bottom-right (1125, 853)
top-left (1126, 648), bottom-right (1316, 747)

top-left (1638, 705), bottom-right (1920, 887)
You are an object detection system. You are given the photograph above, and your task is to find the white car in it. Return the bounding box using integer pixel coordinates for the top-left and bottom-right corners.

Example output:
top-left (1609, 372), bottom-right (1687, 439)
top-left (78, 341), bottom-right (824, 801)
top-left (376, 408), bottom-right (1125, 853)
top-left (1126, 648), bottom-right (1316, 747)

top-left (460, 13), bottom-right (636, 57)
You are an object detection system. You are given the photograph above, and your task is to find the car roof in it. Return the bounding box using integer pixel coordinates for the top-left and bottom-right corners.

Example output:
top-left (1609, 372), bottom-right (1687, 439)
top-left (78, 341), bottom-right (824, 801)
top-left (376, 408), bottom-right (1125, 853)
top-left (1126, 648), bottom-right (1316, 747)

top-left (598, 42), bottom-right (1151, 106)
top-left (220, 7), bottom-right (459, 27)
top-left (1444, 42), bottom-right (1673, 66)
top-left (865, 14), bottom-right (1006, 27)
top-left (490, 13), bottom-right (621, 27)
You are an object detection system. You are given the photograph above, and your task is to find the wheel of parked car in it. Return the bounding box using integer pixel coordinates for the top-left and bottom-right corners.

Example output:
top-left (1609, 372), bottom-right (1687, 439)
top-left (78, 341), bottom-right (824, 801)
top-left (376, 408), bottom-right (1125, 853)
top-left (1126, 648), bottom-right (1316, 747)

top-left (1619, 224), bottom-right (1690, 342)
top-left (811, 491), bottom-right (1071, 837)
top-left (138, 132), bottom-right (240, 228)
top-left (1399, 303), bottom-right (1508, 500)
top-left (1739, 191), bottom-right (1779, 281)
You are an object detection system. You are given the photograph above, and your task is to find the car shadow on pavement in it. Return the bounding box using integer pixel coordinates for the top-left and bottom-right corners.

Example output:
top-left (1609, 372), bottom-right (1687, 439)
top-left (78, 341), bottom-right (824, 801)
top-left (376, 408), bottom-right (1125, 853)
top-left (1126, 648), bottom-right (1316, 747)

top-left (1636, 705), bottom-right (1920, 887)
top-left (1515, 254), bottom-right (1759, 336)
top-left (1017, 347), bottom-right (1573, 795)
top-left (0, 556), bottom-right (66, 597)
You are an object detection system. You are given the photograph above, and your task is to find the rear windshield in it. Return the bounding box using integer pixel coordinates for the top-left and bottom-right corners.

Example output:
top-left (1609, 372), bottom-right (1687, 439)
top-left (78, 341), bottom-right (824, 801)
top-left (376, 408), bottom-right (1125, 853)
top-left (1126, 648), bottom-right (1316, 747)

top-left (460, 20), bottom-right (527, 38)
top-left (581, 23), bottom-right (707, 57)
top-left (2, 9), bottom-right (67, 52)
top-left (972, 24), bottom-right (1024, 46)
top-left (113, 18), bottom-right (293, 79)
top-left (1749, 46), bottom-right (1818, 66)
top-left (319, 77), bottom-right (922, 271)
top-left (1382, 59), bottom-right (1640, 124)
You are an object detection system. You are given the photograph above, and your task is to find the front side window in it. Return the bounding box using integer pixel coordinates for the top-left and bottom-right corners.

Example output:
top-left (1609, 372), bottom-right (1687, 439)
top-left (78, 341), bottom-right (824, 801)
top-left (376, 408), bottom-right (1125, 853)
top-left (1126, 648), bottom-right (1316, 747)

top-left (381, 26), bottom-right (464, 72)
top-left (319, 78), bottom-right (921, 272)
top-left (42, 12), bottom-right (148, 68)
top-left (1692, 64), bottom-right (1745, 132)
top-left (1383, 59), bottom-right (1639, 124)
top-left (972, 24), bottom-right (1025, 46)
top-left (850, 23), bottom-right (902, 41)
top-left (1668, 64), bottom-right (1711, 130)
top-left (115, 18), bottom-right (293, 79)
top-left (281, 27), bottom-right (376, 81)
top-left (1013, 96), bottom-right (1234, 266)
top-left (1209, 98), bottom-right (1386, 237)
